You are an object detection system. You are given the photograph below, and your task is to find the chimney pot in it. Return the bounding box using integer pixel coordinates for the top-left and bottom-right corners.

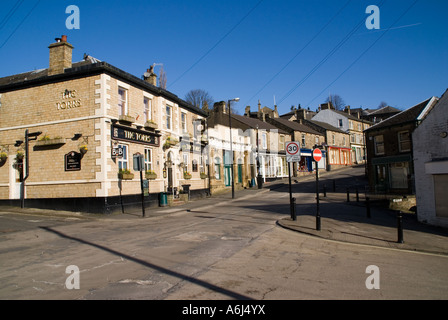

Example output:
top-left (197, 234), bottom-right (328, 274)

top-left (61, 35), bottom-right (67, 42)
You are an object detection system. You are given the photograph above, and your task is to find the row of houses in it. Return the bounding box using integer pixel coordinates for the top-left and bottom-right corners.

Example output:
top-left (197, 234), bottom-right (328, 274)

top-left (2, 35), bottom-right (444, 227)
top-left (0, 36), bottom-right (375, 214)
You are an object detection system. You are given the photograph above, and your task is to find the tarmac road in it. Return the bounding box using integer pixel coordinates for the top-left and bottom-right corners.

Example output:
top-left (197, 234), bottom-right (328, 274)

top-left (0, 166), bottom-right (447, 301)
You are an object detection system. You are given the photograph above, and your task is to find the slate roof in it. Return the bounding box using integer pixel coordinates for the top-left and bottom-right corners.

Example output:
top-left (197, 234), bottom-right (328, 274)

top-left (304, 120), bottom-right (348, 134)
top-left (365, 97), bottom-right (438, 131)
top-left (231, 114), bottom-right (288, 134)
top-left (0, 56), bottom-right (207, 117)
top-left (269, 117), bottom-right (323, 135)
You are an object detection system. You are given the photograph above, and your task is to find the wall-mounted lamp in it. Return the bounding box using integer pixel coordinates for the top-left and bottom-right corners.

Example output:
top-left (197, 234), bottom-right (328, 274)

top-left (73, 133), bottom-right (82, 140)
top-left (15, 140), bottom-right (23, 147)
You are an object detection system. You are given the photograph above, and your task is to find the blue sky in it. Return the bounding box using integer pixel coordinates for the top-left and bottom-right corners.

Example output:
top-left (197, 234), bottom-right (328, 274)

top-left (1, 0), bottom-right (447, 115)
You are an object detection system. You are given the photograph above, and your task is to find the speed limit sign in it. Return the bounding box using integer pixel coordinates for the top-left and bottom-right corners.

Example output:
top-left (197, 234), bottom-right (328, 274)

top-left (286, 141), bottom-right (300, 162)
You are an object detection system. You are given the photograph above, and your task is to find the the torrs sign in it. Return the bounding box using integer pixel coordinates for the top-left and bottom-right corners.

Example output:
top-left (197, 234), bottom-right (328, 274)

top-left (56, 89), bottom-right (81, 110)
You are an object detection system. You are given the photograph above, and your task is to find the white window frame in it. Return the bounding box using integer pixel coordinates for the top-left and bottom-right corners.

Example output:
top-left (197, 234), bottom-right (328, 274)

top-left (166, 105), bottom-right (172, 130)
top-left (301, 134), bottom-right (306, 148)
top-left (117, 143), bottom-right (129, 170)
top-left (262, 132), bottom-right (267, 149)
top-left (181, 112), bottom-right (187, 133)
top-left (144, 148), bottom-right (152, 172)
top-left (118, 87), bottom-right (128, 116)
top-left (144, 97), bottom-right (152, 123)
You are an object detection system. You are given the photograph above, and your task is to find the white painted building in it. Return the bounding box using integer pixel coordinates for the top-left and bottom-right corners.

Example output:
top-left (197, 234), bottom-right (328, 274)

top-left (413, 89), bottom-right (448, 227)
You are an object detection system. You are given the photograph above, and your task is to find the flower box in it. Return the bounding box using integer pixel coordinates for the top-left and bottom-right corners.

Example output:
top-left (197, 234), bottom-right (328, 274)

top-left (35, 138), bottom-right (66, 147)
top-left (144, 121), bottom-right (158, 130)
top-left (145, 172), bottom-right (157, 180)
top-left (118, 115), bottom-right (135, 125)
top-left (118, 171), bottom-right (134, 180)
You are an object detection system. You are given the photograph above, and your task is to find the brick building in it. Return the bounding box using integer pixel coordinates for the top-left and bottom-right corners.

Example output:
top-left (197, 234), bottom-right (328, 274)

top-left (364, 96), bottom-right (438, 194)
top-left (0, 36), bottom-right (207, 213)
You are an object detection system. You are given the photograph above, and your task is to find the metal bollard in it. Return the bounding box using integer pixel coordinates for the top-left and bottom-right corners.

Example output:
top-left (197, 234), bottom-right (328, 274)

top-left (333, 179), bottom-right (336, 192)
top-left (291, 197), bottom-right (297, 221)
top-left (366, 196), bottom-right (371, 218)
top-left (356, 188), bottom-right (359, 202)
top-left (323, 184), bottom-right (327, 197)
top-left (397, 211), bottom-right (404, 243)
top-left (346, 188), bottom-right (350, 202)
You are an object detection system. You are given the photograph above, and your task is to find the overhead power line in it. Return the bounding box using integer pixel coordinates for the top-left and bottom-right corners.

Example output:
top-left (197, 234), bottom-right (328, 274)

top-left (277, 0), bottom-right (386, 106)
top-left (244, 0), bottom-right (352, 106)
top-left (0, 0), bottom-right (41, 50)
top-left (169, 0), bottom-right (264, 89)
top-left (305, 0), bottom-right (420, 108)
top-left (0, 0), bottom-right (25, 31)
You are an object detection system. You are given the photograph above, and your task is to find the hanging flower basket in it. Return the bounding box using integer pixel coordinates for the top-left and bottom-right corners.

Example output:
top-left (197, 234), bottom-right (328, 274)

top-left (79, 145), bottom-right (88, 154)
top-left (0, 152), bottom-right (7, 162)
top-left (200, 172), bottom-right (208, 179)
top-left (16, 151), bottom-right (24, 161)
top-left (184, 172), bottom-right (192, 180)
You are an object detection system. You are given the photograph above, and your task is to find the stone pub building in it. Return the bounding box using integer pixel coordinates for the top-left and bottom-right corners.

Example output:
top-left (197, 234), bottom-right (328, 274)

top-left (0, 36), bottom-right (208, 213)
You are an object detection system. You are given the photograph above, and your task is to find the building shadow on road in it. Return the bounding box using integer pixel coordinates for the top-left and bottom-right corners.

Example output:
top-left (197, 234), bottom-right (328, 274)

top-left (39, 226), bottom-right (253, 300)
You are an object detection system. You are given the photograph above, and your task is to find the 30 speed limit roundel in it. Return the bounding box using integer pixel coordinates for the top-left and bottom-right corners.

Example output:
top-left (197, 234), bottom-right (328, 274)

top-left (286, 141), bottom-right (300, 155)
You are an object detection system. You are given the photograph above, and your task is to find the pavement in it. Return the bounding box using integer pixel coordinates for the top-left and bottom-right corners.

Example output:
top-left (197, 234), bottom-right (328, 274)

top-left (1, 166), bottom-right (448, 256)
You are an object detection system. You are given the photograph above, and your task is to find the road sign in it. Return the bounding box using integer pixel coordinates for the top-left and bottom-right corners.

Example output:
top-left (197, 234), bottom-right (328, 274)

top-left (286, 141), bottom-right (300, 162)
top-left (111, 147), bottom-right (123, 159)
top-left (312, 148), bottom-right (323, 162)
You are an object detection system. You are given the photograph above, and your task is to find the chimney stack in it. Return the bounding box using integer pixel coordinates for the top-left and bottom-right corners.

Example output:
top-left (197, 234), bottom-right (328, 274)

top-left (48, 35), bottom-right (73, 76)
top-left (143, 66), bottom-right (157, 86)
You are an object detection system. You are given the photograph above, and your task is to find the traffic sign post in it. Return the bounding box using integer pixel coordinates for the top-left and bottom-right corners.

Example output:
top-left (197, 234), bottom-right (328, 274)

top-left (286, 142), bottom-right (300, 221)
top-left (313, 148), bottom-right (322, 231)
top-left (133, 153), bottom-right (146, 218)
top-left (286, 141), bottom-right (301, 163)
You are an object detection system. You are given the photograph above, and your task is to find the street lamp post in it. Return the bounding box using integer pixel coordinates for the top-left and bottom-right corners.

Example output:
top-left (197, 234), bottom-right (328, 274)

top-left (228, 98), bottom-right (239, 199)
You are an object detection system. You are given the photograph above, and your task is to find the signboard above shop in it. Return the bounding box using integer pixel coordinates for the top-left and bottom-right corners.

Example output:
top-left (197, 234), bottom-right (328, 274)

top-left (111, 124), bottom-right (160, 146)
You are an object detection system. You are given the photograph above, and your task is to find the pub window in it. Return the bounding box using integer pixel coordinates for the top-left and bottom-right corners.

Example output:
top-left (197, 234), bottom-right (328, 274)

top-left (183, 153), bottom-right (189, 172)
top-left (332, 134), bottom-right (335, 145)
top-left (398, 131), bottom-right (411, 152)
top-left (144, 148), bottom-right (152, 171)
top-left (199, 156), bottom-right (205, 173)
top-left (181, 112), bottom-right (187, 133)
top-left (117, 144), bottom-right (129, 170)
top-left (118, 88), bottom-right (127, 116)
top-left (301, 134), bottom-right (306, 148)
top-left (166, 105), bottom-right (172, 130)
top-left (374, 135), bottom-right (385, 155)
top-left (214, 157), bottom-right (221, 180)
top-left (144, 97), bottom-right (152, 123)
top-left (192, 159), bottom-right (198, 172)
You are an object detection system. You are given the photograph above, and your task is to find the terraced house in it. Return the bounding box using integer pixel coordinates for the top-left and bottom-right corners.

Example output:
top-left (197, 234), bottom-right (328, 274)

top-left (0, 36), bottom-right (207, 213)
